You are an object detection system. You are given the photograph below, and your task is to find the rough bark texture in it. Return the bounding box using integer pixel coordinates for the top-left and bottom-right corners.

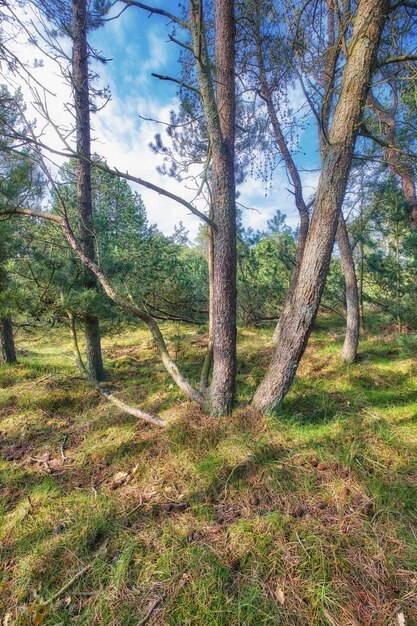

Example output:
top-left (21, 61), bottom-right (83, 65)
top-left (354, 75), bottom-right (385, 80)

top-left (209, 0), bottom-right (237, 415)
top-left (189, 0), bottom-right (237, 415)
top-left (337, 215), bottom-right (360, 363)
top-left (72, 0), bottom-right (105, 381)
top-left (369, 93), bottom-right (417, 229)
top-left (0, 317), bottom-right (17, 364)
top-left (252, 0), bottom-right (389, 413)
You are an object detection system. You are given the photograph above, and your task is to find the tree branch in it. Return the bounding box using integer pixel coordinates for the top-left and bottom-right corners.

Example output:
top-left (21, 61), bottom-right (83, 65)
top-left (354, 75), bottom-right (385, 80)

top-left (67, 313), bottom-right (167, 426)
top-left (5, 130), bottom-right (216, 229)
top-left (376, 54), bottom-right (417, 67)
top-left (151, 73), bottom-right (201, 96)
top-left (0, 207), bottom-right (205, 407)
top-left (121, 0), bottom-right (189, 28)
top-left (168, 34), bottom-right (193, 53)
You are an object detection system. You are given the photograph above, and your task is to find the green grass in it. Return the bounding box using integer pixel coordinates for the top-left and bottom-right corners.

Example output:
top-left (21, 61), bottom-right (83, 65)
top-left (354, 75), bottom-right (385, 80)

top-left (1, 318), bottom-right (417, 625)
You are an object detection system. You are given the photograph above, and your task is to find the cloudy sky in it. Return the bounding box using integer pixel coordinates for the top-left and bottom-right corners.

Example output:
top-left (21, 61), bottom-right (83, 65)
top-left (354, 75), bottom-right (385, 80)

top-left (4, 1), bottom-right (321, 240)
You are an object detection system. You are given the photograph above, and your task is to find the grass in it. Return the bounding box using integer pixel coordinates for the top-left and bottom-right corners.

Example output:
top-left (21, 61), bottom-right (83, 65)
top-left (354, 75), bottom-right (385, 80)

top-left (1, 316), bottom-right (417, 625)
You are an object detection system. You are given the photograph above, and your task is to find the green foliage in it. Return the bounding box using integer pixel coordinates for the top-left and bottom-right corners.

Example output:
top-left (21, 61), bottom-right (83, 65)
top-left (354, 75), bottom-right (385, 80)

top-left (0, 86), bottom-right (44, 320)
top-left (359, 178), bottom-right (417, 329)
top-left (9, 158), bottom-right (209, 328)
top-left (237, 210), bottom-right (296, 324)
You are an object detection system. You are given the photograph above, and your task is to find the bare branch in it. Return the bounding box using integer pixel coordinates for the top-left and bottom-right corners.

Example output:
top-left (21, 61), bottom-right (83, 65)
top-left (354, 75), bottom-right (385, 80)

top-left (168, 34), bottom-right (193, 53)
top-left (121, 0), bottom-right (189, 28)
top-left (151, 72), bottom-right (201, 96)
top-left (4, 130), bottom-right (216, 229)
top-left (68, 313), bottom-right (167, 427)
top-left (376, 54), bottom-right (417, 67)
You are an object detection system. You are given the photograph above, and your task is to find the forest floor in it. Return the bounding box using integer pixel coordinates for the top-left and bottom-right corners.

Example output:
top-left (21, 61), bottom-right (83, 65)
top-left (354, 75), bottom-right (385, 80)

top-left (0, 316), bottom-right (417, 626)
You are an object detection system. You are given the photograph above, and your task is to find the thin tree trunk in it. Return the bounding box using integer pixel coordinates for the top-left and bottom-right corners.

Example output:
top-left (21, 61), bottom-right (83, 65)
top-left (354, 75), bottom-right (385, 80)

top-left (200, 216), bottom-right (214, 392)
top-left (209, 0), bottom-right (237, 415)
top-left (252, 9), bottom-right (309, 345)
top-left (255, 42), bottom-right (309, 285)
top-left (189, 0), bottom-right (237, 415)
top-left (395, 206), bottom-right (402, 333)
top-left (359, 194), bottom-right (366, 332)
top-left (252, 0), bottom-right (388, 413)
top-left (72, 0), bottom-right (105, 381)
top-left (0, 317), bottom-right (17, 364)
top-left (359, 241), bottom-right (365, 332)
top-left (337, 215), bottom-right (360, 363)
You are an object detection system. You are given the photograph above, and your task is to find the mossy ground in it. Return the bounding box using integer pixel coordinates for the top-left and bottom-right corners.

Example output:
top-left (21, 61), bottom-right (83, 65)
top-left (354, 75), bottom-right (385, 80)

top-left (1, 317), bottom-right (416, 625)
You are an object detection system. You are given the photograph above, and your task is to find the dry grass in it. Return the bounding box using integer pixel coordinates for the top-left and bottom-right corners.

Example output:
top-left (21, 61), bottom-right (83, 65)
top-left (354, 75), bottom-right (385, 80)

top-left (0, 319), bottom-right (416, 625)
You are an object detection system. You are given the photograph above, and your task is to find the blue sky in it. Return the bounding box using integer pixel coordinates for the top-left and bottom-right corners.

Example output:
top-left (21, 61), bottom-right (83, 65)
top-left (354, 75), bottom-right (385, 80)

top-left (87, 3), bottom-right (321, 240)
top-left (5, 1), bottom-right (321, 240)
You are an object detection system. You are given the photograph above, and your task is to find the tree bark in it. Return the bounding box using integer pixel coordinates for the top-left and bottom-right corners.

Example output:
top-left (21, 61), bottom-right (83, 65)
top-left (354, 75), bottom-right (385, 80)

top-left (209, 0), bottom-right (237, 415)
top-left (72, 0), bottom-right (105, 381)
top-left (0, 317), bottom-right (17, 364)
top-left (189, 0), bottom-right (237, 415)
top-left (252, 0), bottom-right (389, 414)
top-left (337, 215), bottom-right (360, 364)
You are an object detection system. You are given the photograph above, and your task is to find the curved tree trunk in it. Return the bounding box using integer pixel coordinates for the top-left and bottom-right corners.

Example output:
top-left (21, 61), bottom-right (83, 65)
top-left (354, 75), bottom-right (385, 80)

top-left (0, 317), bottom-right (17, 364)
top-left (337, 215), bottom-right (360, 364)
top-left (252, 0), bottom-right (388, 414)
top-left (72, 0), bottom-right (105, 382)
top-left (252, 9), bottom-right (310, 344)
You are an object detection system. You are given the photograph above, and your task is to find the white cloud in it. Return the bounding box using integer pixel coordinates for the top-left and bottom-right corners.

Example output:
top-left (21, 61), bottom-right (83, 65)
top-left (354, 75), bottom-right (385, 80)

top-left (1, 5), bottom-right (319, 241)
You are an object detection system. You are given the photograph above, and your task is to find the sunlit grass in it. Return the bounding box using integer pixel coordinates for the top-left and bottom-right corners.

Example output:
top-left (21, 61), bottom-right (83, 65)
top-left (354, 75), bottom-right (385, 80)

top-left (1, 318), bottom-right (416, 624)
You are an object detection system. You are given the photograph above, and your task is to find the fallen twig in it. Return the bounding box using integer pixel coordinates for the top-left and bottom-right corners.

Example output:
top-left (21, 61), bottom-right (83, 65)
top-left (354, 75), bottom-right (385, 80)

top-left (137, 597), bottom-right (163, 626)
top-left (41, 563), bottom-right (92, 606)
top-left (60, 434), bottom-right (68, 462)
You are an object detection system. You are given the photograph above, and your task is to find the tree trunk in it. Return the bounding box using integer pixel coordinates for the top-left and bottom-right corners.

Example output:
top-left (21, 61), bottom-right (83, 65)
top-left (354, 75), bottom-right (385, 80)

top-left (359, 198), bottom-right (366, 332)
top-left (252, 11), bottom-right (309, 346)
top-left (84, 313), bottom-right (104, 378)
top-left (252, 0), bottom-right (388, 414)
top-left (189, 0), bottom-right (237, 415)
top-left (200, 215), bottom-right (214, 392)
top-left (0, 317), bottom-right (17, 364)
top-left (72, 0), bottom-right (105, 381)
top-left (209, 0), bottom-right (237, 415)
top-left (337, 215), bottom-right (360, 364)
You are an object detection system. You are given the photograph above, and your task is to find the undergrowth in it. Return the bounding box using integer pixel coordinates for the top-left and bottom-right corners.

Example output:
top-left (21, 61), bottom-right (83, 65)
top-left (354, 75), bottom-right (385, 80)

top-left (0, 317), bottom-right (416, 625)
